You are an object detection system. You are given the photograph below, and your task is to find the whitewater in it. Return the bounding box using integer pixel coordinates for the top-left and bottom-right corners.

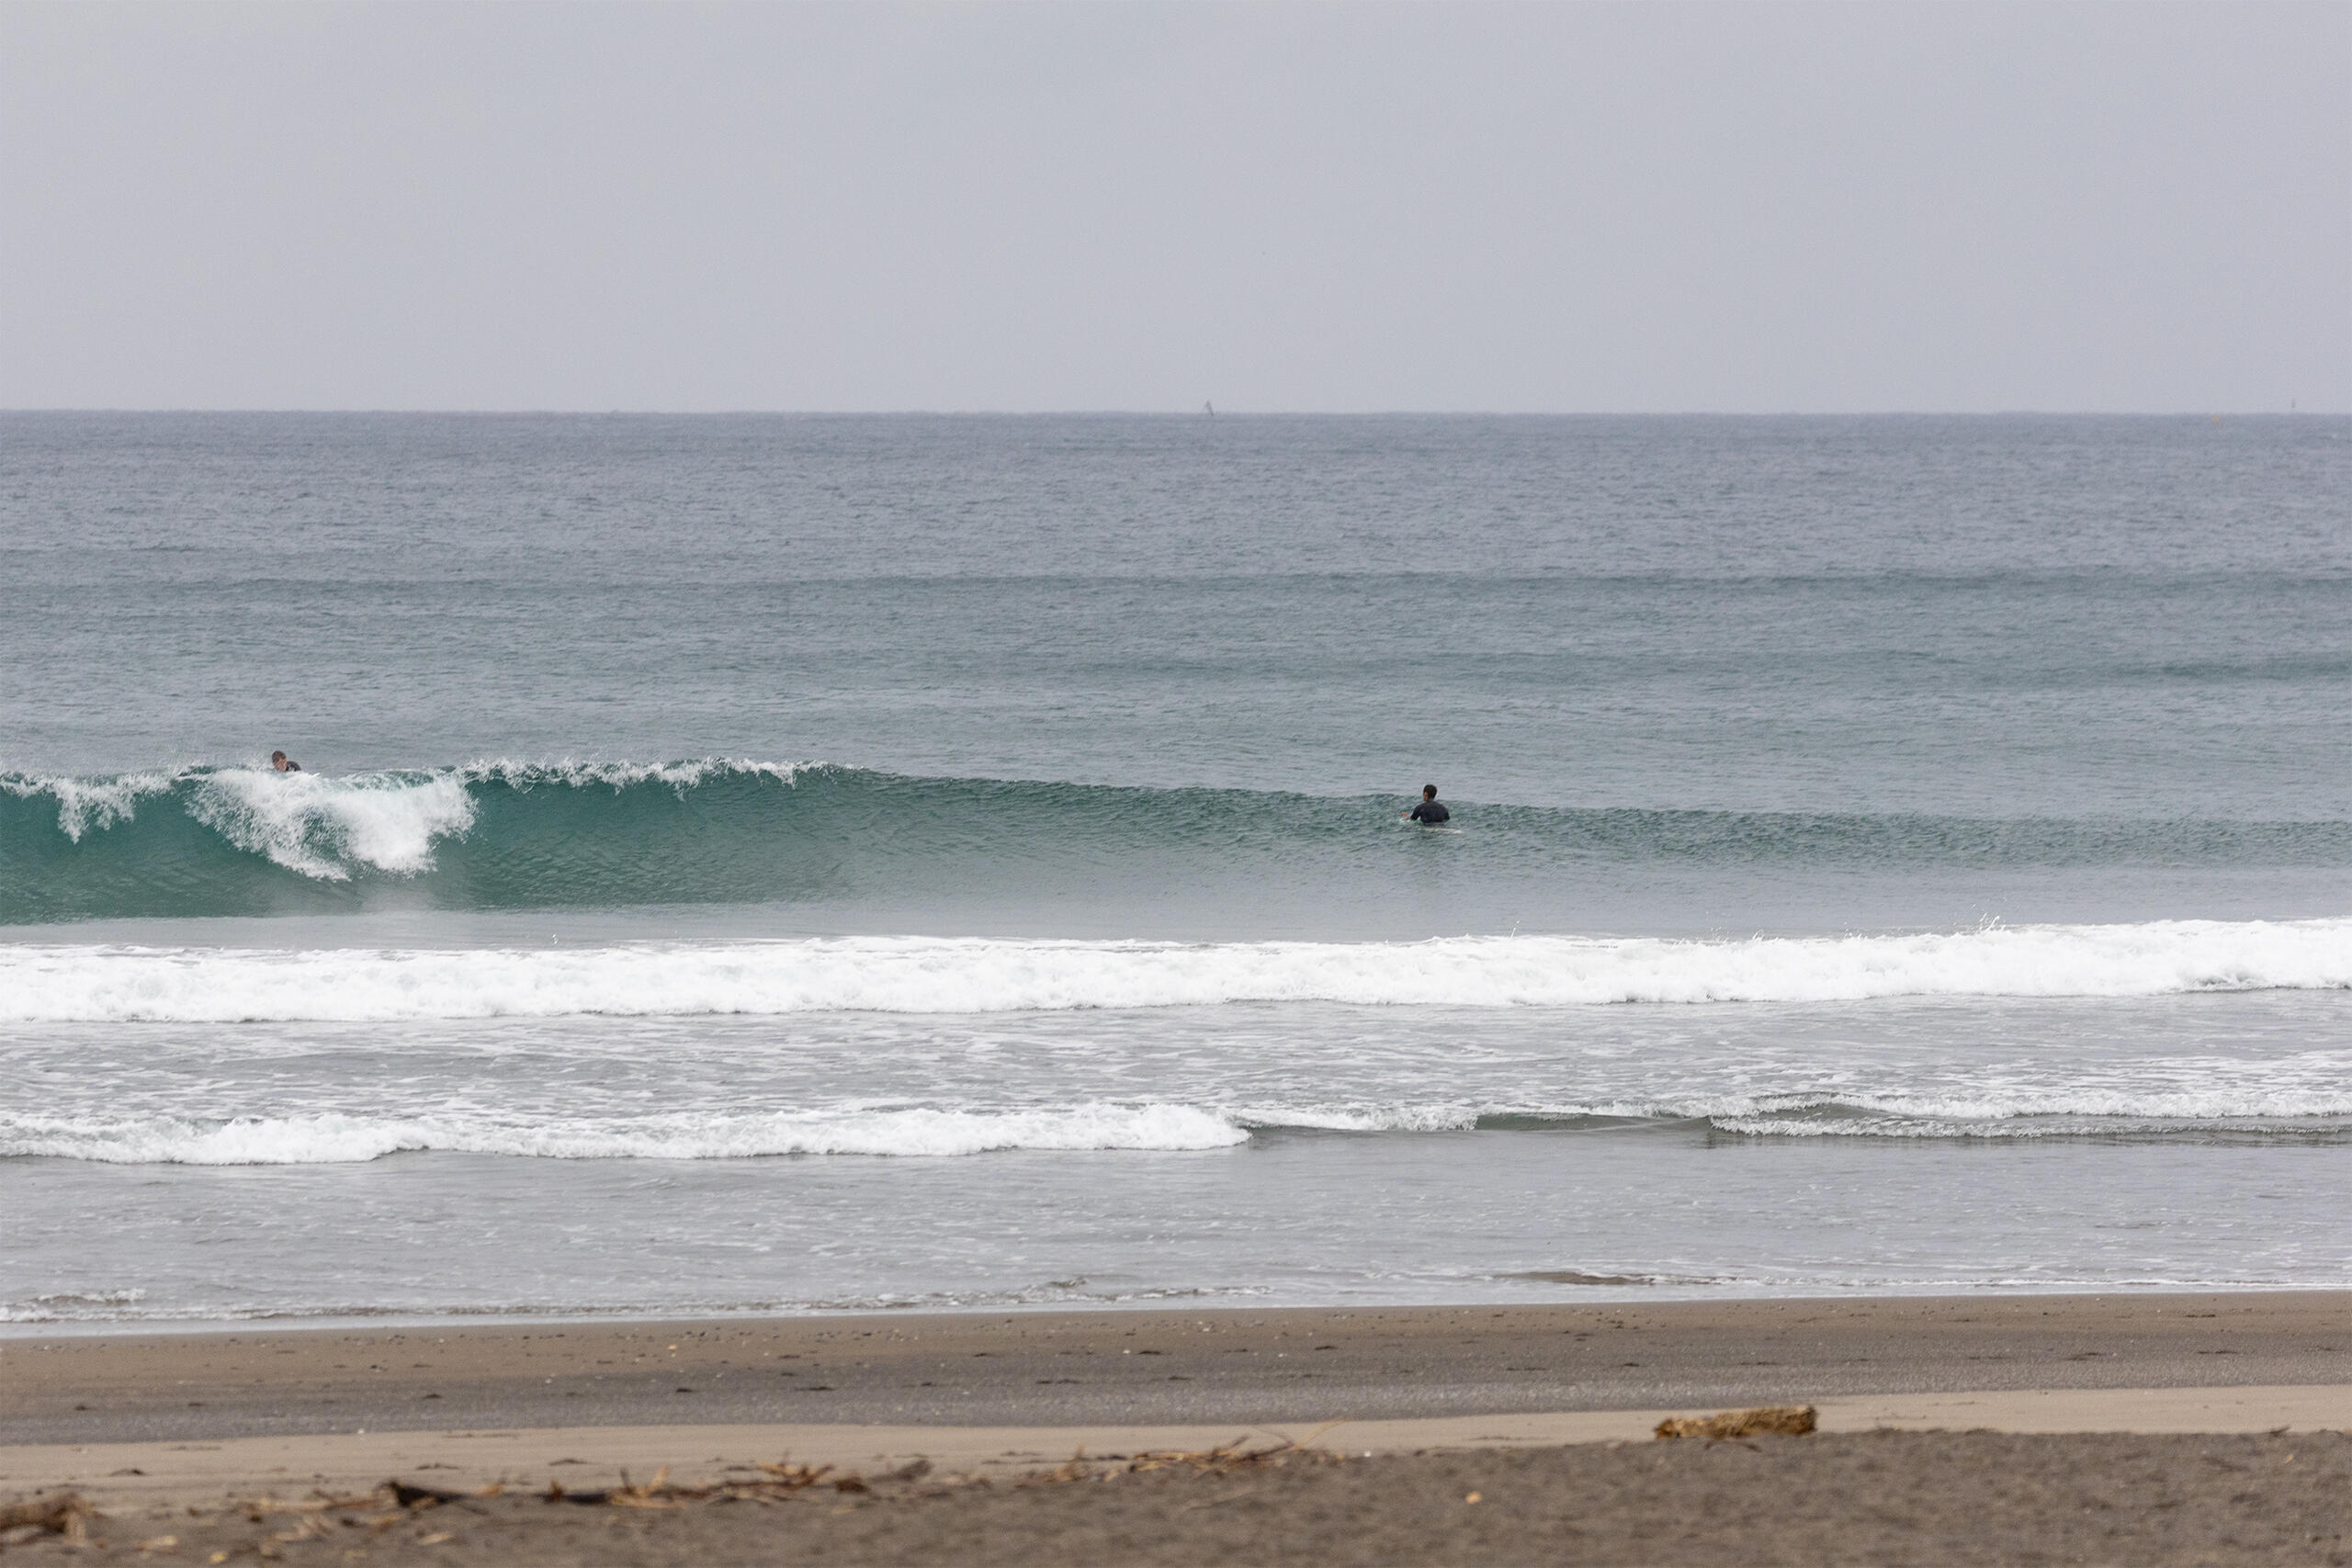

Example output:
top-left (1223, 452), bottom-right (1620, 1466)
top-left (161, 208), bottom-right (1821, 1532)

top-left (6, 920), bottom-right (2347, 1023)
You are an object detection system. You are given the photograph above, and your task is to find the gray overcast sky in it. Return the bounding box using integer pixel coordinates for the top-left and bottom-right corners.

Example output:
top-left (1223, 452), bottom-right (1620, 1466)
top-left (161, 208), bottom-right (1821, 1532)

top-left (3, 2), bottom-right (2346, 412)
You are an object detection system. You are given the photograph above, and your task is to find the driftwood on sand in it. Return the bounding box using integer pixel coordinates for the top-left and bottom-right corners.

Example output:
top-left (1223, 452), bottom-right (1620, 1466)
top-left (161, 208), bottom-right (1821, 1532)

top-left (1654, 1404), bottom-right (1819, 1439)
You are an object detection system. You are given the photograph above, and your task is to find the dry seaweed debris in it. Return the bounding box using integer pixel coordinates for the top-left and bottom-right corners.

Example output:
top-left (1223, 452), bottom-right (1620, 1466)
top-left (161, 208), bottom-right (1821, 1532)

top-left (487, 1459), bottom-right (924, 1509)
top-left (0, 1494), bottom-right (94, 1543)
top-left (359, 1440), bottom-right (1313, 1516)
top-left (535, 1463), bottom-right (876, 1508)
top-left (1022, 1429), bottom-right (1346, 1486)
top-left (241, 1489), bottom-right (398, 1516)
top-left (1654, 1404), bottom-right (1818, 1440)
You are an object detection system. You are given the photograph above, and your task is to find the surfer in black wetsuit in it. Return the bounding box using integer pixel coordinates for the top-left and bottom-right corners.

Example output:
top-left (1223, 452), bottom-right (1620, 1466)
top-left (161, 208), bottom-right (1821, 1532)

top-left (1405, 784), bottom-right (1449, 824)
top-left (270, 750), bottom-right (301, 773)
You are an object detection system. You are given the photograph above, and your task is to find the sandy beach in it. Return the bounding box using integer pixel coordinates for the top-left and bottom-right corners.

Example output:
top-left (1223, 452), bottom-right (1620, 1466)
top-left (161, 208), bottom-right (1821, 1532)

top-left (4, 1293), bottom-right (2346, 1562)
top-left (11, 1292), bottom-right (2348, 1447)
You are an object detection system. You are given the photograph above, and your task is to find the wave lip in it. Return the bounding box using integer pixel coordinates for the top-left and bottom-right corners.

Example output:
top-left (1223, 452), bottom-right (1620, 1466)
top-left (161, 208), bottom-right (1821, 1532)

top-left (183, 769), bottom-right (476, 878)
top-left (2, 919), bottom-right (2346, 1024)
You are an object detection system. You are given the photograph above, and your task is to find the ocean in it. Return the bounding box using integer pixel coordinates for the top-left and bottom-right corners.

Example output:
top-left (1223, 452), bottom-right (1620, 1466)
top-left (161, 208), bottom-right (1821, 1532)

top-left (3, 412), bottom-right (2346, 1327)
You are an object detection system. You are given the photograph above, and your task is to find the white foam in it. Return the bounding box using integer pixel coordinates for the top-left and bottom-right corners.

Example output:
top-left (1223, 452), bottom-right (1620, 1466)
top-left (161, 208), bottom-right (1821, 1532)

top-left (183, 770), bottom-right (476, 878)
top-left (2, 919), bottom-right (2345, 1023)
top-left (1781, 1086), bottom-right (2352, 1122)
top-left (1704, 1113), bottom-right (2342, 1139)
top-left (458, 757), bottom-right (806, 792)
top-left (1234, 1103), bottom-right (1485, 1133)
top-left (2, 769), bottom-right (177, 840)
top-left (1231, 1086), bottom-right (2352, 1135)
top-left (1, 757), bottom-right (808, 870)
top-left (0, 1103), bottom-right (1249, 1165)
top-left (9, 1085), bottom-right (2340, 1165)
top-left (0, 1290), bottom-right (148, 1324)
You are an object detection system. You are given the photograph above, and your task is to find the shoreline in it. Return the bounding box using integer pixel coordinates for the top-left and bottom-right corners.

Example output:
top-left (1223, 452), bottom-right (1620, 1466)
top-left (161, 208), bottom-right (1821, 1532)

top-left (8, 1291), bottom-right (2346, 1449)
top-left (7, 1276), bottom-right (2345, 1341)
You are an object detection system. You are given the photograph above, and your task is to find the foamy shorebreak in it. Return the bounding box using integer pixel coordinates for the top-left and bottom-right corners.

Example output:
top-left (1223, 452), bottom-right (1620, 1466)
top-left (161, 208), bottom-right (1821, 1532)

top-left (4, 919), bottom-right (2344, 1024)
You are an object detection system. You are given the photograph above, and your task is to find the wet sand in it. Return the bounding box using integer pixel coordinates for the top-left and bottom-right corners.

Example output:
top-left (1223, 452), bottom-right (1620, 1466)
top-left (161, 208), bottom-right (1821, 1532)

top-left (7, 1292), bottom-right (2347, 1447)
top-left (3, 1293), bottom-right (2346, 1563)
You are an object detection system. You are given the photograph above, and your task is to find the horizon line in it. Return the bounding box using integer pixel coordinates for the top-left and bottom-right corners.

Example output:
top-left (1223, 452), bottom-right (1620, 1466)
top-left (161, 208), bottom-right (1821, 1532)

top-left (4, 407), bottom-right (2345, 419)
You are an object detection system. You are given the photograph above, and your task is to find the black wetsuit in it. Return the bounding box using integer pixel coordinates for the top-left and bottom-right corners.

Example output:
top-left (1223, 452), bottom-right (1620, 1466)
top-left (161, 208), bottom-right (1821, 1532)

top-left (1408, 799), bottom-right (1450, 824)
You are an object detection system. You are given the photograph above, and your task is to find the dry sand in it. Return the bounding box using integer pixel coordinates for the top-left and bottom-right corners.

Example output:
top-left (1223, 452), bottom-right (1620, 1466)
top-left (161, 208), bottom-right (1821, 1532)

top-left (6, 1384), bottom-right (2349, 1507)
top-left (3, 1293), bottom-right (2346, 1564)
top-left (5, 1429), bottom-right (2348, 1566)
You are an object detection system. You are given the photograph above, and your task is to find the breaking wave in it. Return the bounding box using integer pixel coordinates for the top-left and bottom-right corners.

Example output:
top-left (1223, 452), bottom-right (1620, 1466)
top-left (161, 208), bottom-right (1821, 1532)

top-left (7, 1086), bottom-right (2344, 1167)
top-left (0, 1103), bottom-right (1248, 1165)
top-left (6, 759), bottom-right (2349, 924)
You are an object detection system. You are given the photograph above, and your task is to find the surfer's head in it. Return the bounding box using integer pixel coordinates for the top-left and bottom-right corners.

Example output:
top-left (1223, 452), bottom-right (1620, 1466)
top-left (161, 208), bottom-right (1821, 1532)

top-left (271, 751), bottom-right (290, 770)
top-left (1422, 784), bottom-right (1438, 800)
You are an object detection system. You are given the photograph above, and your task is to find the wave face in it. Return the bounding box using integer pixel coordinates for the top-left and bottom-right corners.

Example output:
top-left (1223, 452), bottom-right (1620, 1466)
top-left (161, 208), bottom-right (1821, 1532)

top-left (6, 761), bottom-right (2351, 926)
top-left (3, 919), bottom-right (2344, 1023)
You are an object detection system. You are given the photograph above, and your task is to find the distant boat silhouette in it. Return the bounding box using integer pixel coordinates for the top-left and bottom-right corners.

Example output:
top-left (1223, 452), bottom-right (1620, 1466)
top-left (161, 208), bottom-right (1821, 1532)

top-left (1203, 401), bottom-right (1215, 417)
